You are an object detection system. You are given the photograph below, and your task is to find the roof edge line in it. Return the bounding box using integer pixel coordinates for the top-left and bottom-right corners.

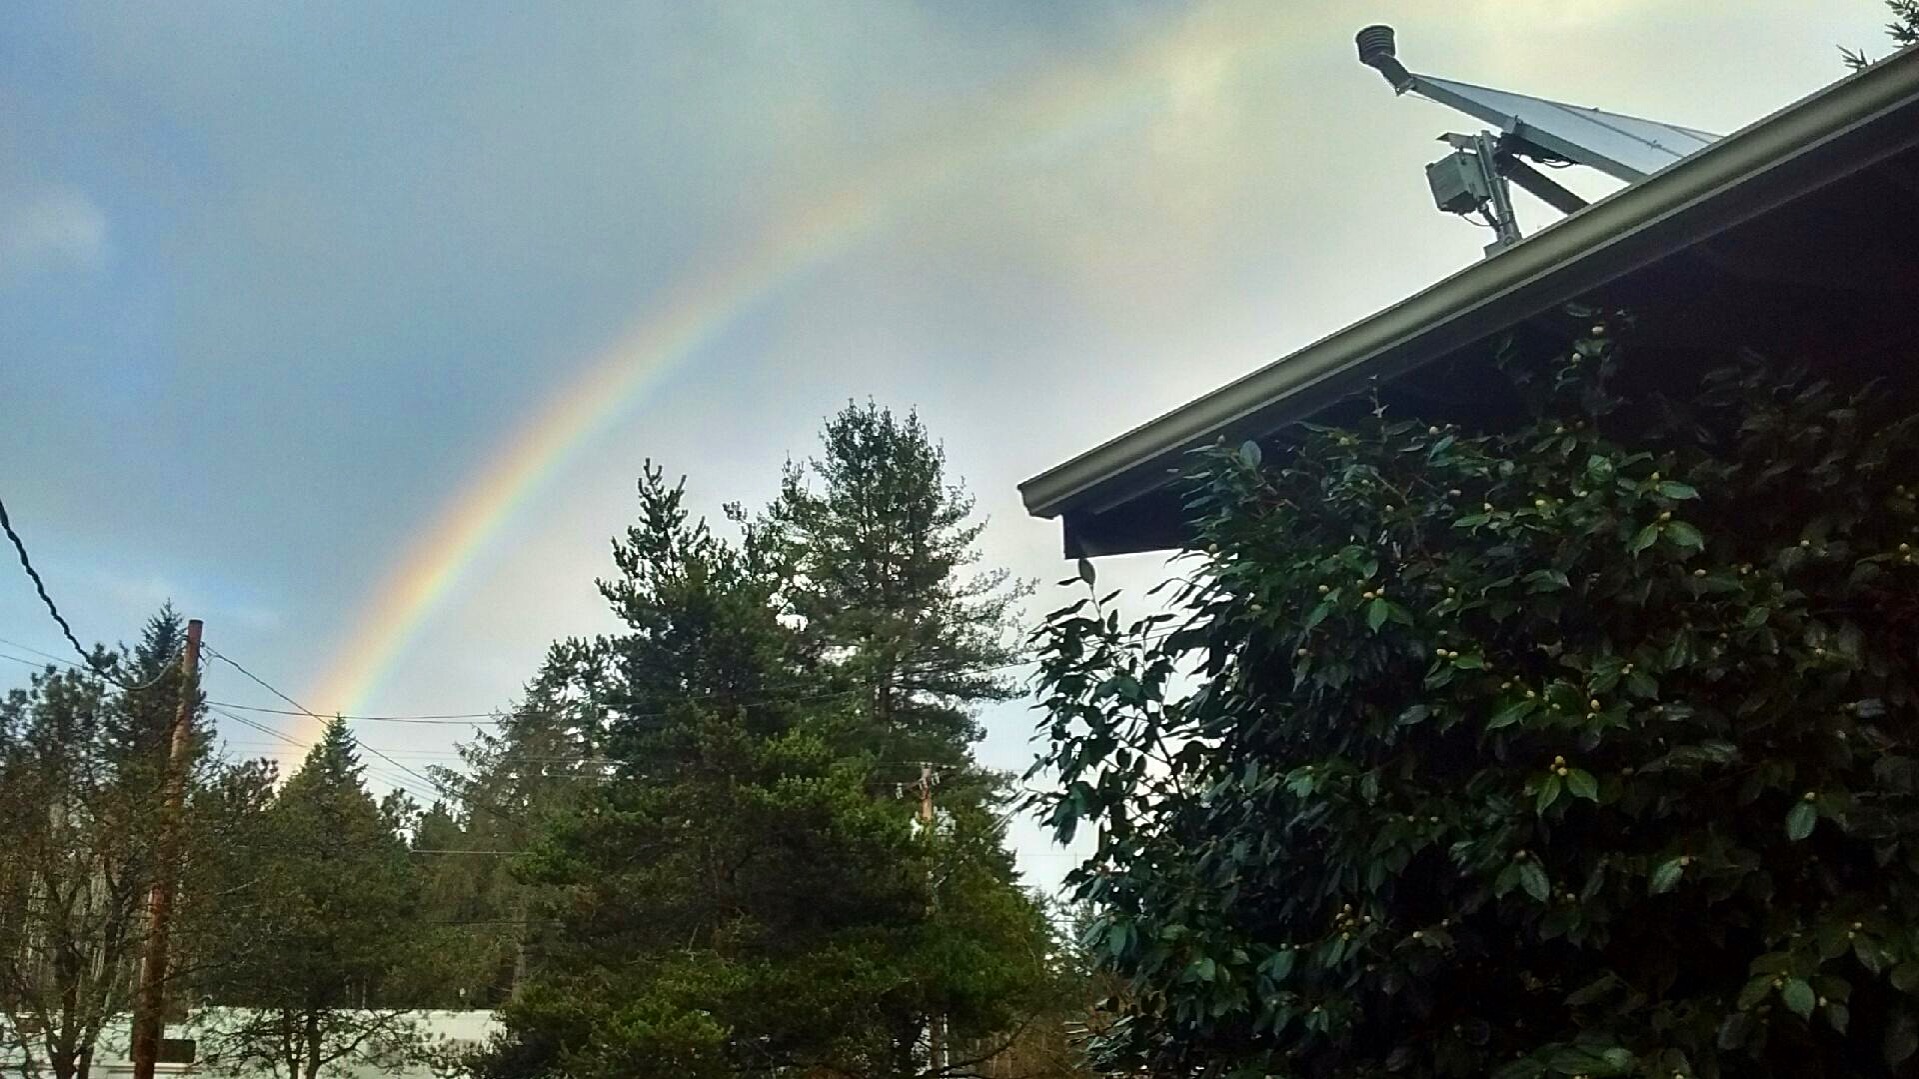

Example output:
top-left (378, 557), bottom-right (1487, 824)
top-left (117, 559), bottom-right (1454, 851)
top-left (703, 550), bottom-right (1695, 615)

top-left (1021, 48), bottom-right (1919, 521)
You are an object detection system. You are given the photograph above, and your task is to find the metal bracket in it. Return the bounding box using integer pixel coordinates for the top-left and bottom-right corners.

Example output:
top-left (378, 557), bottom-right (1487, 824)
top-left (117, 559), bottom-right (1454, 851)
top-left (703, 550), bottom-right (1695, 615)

top-left (1429, 132), bottom-right (1523, 254)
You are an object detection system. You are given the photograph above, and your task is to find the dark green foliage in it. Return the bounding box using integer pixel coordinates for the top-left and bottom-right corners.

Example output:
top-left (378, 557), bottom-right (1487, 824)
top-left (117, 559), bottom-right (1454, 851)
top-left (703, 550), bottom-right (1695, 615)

top-left (411, 656), bottom-right (612, 1008)
top-left (194, 719), bottom-right (432, 1079)
top-left (762, 401), bottom-right (1028, 773)
top-left (1842, 1), bottom-right (1919, 69)
top-left (0, 609), bottom-right (200, 1079)
top-left (478, 425), bottom-right (1060, 1078)
top-left (1034, 317), bottom-right (1919, 1077)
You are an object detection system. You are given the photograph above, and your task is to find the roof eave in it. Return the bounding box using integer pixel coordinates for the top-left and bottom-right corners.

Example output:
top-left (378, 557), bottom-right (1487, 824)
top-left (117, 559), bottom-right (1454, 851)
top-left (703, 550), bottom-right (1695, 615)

top-left (1020, 46), bottom-right (1919, 528)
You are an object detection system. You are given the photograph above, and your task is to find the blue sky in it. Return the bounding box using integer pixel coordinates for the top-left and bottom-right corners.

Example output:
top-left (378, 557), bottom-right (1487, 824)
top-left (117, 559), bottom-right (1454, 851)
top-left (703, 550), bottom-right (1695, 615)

top-left (0, 1), bottom-right (1891, 890)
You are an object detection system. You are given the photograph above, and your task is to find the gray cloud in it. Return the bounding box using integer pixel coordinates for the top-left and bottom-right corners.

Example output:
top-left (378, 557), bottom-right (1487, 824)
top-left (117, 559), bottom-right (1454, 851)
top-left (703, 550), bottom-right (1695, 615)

top-left (0, 0), bottom-right (1894, 893)
top-left (0, 186), bottom-right (106, 279)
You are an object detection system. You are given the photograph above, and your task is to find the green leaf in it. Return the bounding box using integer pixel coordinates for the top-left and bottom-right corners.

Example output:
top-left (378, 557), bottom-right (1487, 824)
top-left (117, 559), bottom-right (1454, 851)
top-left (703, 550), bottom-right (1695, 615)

top-left (1784, 978), bottom-right (1816, 1020)
top-left (1519, 862), bottom-right (1551, 903)
top-left (1630, 524), bottom-right (1661, 554)
top-left (1303, 599), bottom-right (1333, 631)
top-left (1856, 936), bottom-right (1888, 975)
top-left (1366, 598), bottom-right (1389, 632)
top-left (1565, 769), bottom-right (1599, 801)
top-left (1717, 1012), bottom-right (1753, 1050)
top-left (1891, 962), bottom-right (1919, 994)
top-left (1239, 440), bottom-right (1262, 469)
top-left (1648, 857), bottom-right (1685, 895)
top-left (1536, 774), bottom-right (1563, 816)
top-left (1565, 973), bottom-right (1616, 1007)
top-left (1657, 480), bottom-right (1699, 500)
top-left (1077, 558), bottom-right (1096, 585)
top-left (1261, 948), bottom-right (1294, 981)
top-left (1494, 862), bottom-right (1522, 897)
top-left (1829, 1002), bottom-right (1850, 1034)
top-left (1888, 1009), bottom-right (1918, 1067)
top-left (1787, 801), bottom-right (1817, 841)
top-left (1487, 699), bottom-right (1535, 730)
top-left (1666, 520), bottom-right (1705, 550)
top-left (1524, 568), bottom-right (1571, 593)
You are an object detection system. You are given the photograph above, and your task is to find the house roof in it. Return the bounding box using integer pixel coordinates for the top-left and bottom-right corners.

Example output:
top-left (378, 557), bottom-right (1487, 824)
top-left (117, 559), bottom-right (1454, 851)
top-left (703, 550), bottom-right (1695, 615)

top-left (1020, 46), bottom-right (1919, 557)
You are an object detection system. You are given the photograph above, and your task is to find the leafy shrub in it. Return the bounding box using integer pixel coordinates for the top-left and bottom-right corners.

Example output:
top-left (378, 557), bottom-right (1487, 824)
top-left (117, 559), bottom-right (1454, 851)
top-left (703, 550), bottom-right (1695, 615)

top-left (1033, 315), bottom-right (1919, 1077)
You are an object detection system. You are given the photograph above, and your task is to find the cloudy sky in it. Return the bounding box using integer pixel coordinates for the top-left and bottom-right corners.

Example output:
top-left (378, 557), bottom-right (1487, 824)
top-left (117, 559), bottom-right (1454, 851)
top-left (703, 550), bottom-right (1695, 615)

top-left (0, 0), bottom-right (1892, 889)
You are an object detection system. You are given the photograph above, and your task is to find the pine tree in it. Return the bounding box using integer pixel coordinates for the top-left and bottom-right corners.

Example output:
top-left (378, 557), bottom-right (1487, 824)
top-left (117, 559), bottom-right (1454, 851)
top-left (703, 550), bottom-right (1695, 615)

top-left (1842, 0), bottom-right (1919, 69)
top-left (477, 460), bottom-right (1064, 1079)
top-left (178, 754), bottom-right (280, 996)
top-left (193, 720), bottom-right (433, 1079)
top-left (0, 609), bottom-right (200, 1079)
top-left (416, 654), bottom-right (611, 1006)
top-left (758, 404), bottom-right (1057, 1073)
top-left (762, 401), bottom-right (1028, 777)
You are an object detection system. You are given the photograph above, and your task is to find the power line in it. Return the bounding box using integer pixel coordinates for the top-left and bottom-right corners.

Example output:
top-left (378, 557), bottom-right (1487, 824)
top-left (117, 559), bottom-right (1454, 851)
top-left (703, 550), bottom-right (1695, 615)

top-left (192, 653), bottom-right (1049, 727)
top-left (0, 493), bottom-right (99, 673)
top-left (3, 642), bottom-right (562, 800)
top-left (0, 495), bottom-right (180, 692)
top-left (207, 701), bottom-right (509, 725)
top-left (0, 501), bottom-right (182, 693)
top-left (218, 741), bottom-right (614, 765)
top-left (0, 637), bottom-right (182, 692)
top-left (200, 640), bottom-right (533, 828)
top-left (200, 681), bottom-right (881, 725)
top-left (208, 705), bottom-right (442, 805)
top-left (7, 628), bottom-right (1043, 729)
top-left (0, 634), bottom-right (85, 668)
top-left (193, 647), bottom-right (1043, 728)
top-left (197, 647), bottom-right (462, 807)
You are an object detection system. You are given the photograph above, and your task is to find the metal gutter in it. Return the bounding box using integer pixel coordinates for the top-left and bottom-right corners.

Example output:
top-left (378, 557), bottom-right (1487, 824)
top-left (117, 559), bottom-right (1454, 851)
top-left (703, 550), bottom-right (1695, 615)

top-left (1020, 46), bottom-right (1919, 525)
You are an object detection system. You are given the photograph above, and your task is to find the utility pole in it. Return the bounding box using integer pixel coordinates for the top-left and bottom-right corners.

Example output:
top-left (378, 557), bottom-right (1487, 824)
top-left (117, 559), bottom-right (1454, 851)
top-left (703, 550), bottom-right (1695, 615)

top-left (131, 617), bottom-right (202, 1079)
top-left (919, 763), bottom-right (945, 1077)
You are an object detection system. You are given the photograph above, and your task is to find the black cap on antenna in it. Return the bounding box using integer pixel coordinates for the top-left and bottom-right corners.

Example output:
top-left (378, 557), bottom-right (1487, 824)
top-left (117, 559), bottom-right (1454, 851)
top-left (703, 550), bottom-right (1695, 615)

top-left (1355, 25), bottom-right (1413, 92)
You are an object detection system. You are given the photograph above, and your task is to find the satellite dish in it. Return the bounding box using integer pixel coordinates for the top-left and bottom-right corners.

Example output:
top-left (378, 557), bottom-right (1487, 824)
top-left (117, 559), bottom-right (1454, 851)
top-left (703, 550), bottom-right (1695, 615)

top-left (1356, 25), bottom-right (1720, 254)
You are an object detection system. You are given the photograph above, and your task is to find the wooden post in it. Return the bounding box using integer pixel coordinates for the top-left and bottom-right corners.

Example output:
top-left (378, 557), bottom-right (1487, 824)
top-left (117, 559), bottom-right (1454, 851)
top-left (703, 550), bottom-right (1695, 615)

top-left (130, 617), bottom-right (202, 1079)
top-left (920, 763), bottom-right (945, 1076)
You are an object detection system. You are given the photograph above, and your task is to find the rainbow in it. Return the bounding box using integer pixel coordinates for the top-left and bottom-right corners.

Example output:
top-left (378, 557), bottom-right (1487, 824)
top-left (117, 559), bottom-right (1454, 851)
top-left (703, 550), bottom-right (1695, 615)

top-left (301, 4), bottom-right (1278, 737)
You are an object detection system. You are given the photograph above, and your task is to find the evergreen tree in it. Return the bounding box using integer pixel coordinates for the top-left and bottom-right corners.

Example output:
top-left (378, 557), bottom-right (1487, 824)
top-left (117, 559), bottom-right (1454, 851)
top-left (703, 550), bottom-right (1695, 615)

top-left (477, 459), bottom-right (1063, 1079)
top-left (194, 720), bottom-right (432, 1079)
top-left (178, 755), bottom-right (280, 998)
top-left (0, 609), bottom-right (200, 1079)
top-left (763, 402), bottom-right (1027, 775)
top-left (416, 656), bottom-right (611, 1007)
top-left (1842, 0), bottom-right (1919, 69)
top-left (760, 403), bottom-right (1056, 1074)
